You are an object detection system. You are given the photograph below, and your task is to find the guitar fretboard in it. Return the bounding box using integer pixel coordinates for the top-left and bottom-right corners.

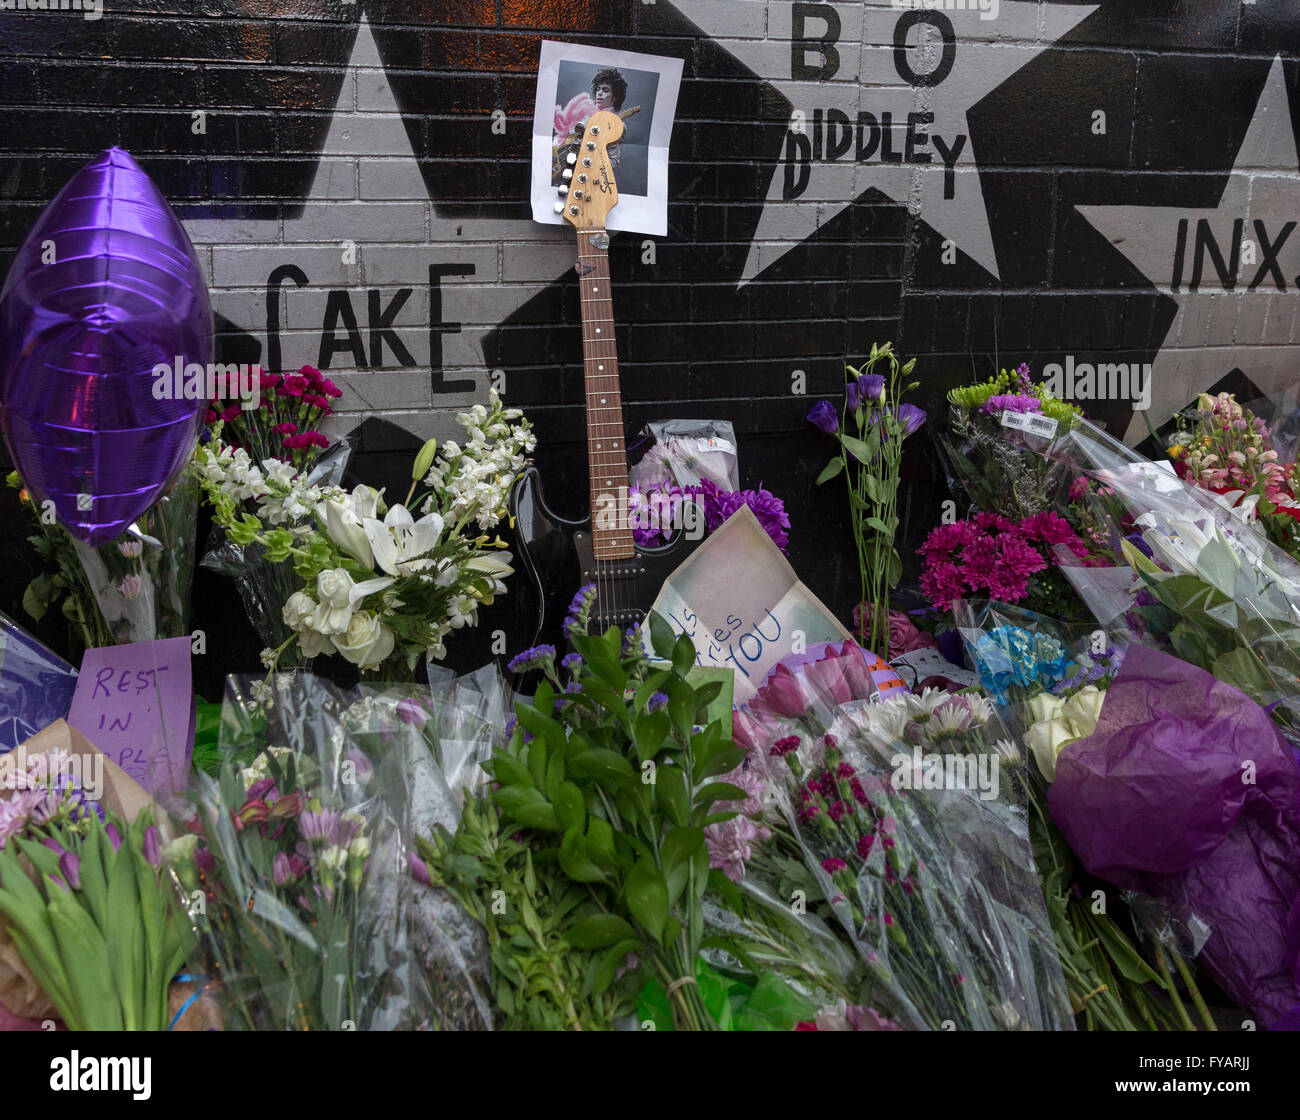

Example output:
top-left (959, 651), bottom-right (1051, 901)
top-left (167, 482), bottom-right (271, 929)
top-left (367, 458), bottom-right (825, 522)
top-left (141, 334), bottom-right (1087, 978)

top-left (576, 229), bottom-right (634, 561)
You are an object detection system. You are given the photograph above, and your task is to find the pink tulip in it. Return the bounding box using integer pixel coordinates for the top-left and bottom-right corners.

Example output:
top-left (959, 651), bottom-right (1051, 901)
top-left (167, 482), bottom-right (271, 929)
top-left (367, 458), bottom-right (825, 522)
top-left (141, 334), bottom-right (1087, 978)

top-left (755, 663), bottom-right (811, 718)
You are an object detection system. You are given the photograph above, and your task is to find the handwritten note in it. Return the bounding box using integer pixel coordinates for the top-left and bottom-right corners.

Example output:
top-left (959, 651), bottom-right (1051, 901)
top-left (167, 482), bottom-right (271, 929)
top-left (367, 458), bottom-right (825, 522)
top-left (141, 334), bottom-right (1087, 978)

top-left (647, 507), bottom-right (851, 702)
top-left (66, 637), bottom-right (194, 798)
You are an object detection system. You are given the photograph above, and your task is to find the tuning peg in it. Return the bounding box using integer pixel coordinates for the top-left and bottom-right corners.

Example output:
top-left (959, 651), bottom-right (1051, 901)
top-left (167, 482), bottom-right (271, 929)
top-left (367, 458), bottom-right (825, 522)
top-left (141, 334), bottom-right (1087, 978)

top-left (566, 152), bottom-right (577, 165)
top-left (553, 202), bottom-right (565, 214)
top-left (561, 168), bottom-right (573, 180)
top-left (557, 185), bottom-right (568, 196)
top-left (574, 122), bottom-right (585, 135)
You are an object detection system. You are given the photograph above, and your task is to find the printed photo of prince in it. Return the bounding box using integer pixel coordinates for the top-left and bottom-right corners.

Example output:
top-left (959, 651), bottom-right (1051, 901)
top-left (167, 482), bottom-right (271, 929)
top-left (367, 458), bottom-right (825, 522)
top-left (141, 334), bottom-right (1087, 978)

top-left (551, 62), bottom-right (659, 197)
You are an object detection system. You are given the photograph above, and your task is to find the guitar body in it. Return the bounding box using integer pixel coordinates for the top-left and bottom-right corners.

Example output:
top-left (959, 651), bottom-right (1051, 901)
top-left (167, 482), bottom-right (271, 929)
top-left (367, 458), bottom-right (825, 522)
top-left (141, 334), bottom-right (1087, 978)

top-left (510, 465), bottom-right (703, 649)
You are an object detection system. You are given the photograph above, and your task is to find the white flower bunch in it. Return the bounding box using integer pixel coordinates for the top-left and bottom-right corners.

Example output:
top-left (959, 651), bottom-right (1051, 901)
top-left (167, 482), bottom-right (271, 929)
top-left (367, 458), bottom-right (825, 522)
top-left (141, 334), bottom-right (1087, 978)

top-left (423, 388), bottom-right (536, 531)
top-left (194, 441), bottom-right (343, 527)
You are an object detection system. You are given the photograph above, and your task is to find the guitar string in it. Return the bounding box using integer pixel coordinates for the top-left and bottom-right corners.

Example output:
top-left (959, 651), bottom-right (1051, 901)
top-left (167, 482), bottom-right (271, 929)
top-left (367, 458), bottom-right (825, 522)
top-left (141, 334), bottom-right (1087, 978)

top-left (580, 229), bottom-right (626, 638)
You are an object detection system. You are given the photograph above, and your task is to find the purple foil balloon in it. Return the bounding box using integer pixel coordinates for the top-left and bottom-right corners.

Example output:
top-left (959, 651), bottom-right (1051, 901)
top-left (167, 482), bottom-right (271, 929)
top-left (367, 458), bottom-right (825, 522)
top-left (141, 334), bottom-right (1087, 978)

top-left (0, 148), bottom-right (211, 545)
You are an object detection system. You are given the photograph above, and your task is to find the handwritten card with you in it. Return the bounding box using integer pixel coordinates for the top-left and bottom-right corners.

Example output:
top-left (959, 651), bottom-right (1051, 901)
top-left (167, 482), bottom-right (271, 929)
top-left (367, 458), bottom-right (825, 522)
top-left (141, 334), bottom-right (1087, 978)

top-left (66, 636), bottom-right (194, 798)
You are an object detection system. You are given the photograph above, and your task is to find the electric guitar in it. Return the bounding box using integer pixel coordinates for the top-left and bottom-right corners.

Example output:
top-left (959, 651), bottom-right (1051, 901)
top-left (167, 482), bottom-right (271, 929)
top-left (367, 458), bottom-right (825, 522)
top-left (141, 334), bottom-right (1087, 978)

top-left (511, 110), bottom-right (703, 648)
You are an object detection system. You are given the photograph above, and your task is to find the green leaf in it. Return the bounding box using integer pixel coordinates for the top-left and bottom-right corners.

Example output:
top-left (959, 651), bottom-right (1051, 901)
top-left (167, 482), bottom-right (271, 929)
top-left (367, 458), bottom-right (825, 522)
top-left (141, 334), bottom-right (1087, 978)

top-left (655, 764), bottom-right (691, 827)
top-left (648, 611), bottom-right (678, 661)
top-left (625, 859), bottom-right (670, 945)
top-left (569, 748), bottom-right (637, 787)
top-left (671, 634), bottom-right (696, 676)
top-left (488, 753), bottom-right (534, 789)
top-left (815, 457), bottom-right (845, 485)
top-left (568, 914), bottom-right (638, 950)
top-left (632, 710), bottom-right (671, 764)
top-left (558, 828), bottom-right (608, 883)
top-left (693, 781), bottom-right (747, 815)
top-left (553, 782), bottom-right (585, 832)
top-left (839, 434), bottom-right (872, 464)
top-left (697, 743), bottom-right (747, 781)
top-left (661, 826), bottom-right (704, 874)
top-left (494, 786), bottom-right (560, 832)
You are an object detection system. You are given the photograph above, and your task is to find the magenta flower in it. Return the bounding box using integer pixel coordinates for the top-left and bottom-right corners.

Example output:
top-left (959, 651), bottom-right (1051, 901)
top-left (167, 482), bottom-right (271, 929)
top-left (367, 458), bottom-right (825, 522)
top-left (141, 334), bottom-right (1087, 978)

top-left (409, 850), bottom-right (431, 886)
top-left (821, 857), bottom-right (847, 874)
top-left (59, 851), bottom-right (81, 890)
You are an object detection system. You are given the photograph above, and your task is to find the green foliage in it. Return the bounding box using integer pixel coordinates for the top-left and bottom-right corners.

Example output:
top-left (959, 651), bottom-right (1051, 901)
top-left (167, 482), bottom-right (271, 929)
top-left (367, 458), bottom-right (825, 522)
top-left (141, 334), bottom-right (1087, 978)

top-left (483, 612), bottom-right (746, 1030)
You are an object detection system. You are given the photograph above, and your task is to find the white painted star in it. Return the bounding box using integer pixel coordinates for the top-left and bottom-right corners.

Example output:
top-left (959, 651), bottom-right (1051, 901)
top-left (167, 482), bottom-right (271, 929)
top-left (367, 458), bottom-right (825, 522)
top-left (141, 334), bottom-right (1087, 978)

top-left (183, 14), bottom-right (572, 439)
top-left (677, 0), bottom-right (1096, 283)
top-left (1078, 55), bottom-right (1300, 442)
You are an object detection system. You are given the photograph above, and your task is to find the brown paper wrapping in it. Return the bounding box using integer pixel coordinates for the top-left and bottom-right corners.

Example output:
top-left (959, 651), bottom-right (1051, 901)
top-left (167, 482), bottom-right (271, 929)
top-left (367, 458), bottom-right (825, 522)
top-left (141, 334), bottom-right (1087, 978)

top-left (0, 720), bottom-right (167, 1024)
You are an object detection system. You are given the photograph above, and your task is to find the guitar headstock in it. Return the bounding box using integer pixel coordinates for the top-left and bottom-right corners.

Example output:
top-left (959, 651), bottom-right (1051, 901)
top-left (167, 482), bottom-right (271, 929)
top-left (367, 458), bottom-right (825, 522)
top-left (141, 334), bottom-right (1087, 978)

top-left (557, 110), bottom-right (623, 230)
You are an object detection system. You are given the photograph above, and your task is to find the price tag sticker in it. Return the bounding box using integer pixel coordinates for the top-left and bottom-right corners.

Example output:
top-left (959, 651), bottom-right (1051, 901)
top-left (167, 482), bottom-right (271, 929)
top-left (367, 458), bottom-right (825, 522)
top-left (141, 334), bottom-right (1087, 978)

top-left (1000, 410), bottom-right (1059, 439)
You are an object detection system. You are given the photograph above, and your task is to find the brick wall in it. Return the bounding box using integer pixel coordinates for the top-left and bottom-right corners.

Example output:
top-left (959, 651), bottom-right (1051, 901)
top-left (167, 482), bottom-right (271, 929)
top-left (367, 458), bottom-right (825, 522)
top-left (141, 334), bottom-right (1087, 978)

top-left (3, 0), bottom-right (1300, 691)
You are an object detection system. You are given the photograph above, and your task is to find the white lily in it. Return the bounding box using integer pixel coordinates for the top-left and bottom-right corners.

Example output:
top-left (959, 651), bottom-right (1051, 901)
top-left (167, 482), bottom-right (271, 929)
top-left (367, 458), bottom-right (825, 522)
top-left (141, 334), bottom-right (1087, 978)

top-left (318, 484), bottom-right (383, 567)
top-left (363, 504), bottom-right (445, 577)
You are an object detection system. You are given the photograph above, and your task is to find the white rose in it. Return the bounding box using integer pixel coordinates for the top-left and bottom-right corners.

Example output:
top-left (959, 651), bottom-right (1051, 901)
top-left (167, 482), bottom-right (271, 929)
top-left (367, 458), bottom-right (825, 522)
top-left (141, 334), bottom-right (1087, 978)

top-left (1023, 718), bottom-right (1079, 783)
top-left (282, 591), bottom-right (317, 631)
top-left (297, 628), bottom-right (335, 660)
top-left (1061, 685), bottom-right (1105, 739)
top-left (333, 610), bottom-right (396, 671)
top-left (312, 568), bottom-right (356, 634)
top-left (1026, 693), bottom-right (1065, 726)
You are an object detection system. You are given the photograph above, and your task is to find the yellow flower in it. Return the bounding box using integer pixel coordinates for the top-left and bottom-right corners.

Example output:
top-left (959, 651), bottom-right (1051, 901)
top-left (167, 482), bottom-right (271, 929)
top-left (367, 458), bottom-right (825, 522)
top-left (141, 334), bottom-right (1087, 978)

top-left (1166, 444), bottom-right (1185, 461)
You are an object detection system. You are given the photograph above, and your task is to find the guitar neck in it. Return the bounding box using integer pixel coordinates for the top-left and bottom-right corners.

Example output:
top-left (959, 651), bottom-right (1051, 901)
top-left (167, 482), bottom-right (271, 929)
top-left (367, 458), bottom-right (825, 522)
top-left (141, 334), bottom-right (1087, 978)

top-left (575, 228), bottom-right (634, 561)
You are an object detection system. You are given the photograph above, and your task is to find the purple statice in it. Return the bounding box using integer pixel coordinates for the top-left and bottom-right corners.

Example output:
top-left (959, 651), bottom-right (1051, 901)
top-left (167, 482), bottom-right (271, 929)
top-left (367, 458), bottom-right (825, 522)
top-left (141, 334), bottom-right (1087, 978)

top-left (506, 643), bottom-right (556, 673)
top-left (562, 583), bottom-right (598, 638)
top-left (561, 652), bottom-right (583, 673)
top-left (979, 393), bottom-right (1042, 417)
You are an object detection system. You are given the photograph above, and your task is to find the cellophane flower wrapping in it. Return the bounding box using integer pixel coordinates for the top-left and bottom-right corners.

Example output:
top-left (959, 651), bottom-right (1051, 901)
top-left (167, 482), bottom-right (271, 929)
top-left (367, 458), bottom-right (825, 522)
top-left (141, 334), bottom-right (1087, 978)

top-left (1046, 642), bottom-right (1300, 1028)
top-left (737, 642), bottom-right (1073, 1030)
top-left (71, 472), bottom-right (199, 644)
top-left (175, 672), bottom-right (445, 1030)
top-left (936, 402), bottom-right (1078, 522)
top-left (0, 611), bottom-right (78, 752)
top-left (1048, 417), bottom-right (1300, 744)
top-left (200, 437), bottom-right (354, 655)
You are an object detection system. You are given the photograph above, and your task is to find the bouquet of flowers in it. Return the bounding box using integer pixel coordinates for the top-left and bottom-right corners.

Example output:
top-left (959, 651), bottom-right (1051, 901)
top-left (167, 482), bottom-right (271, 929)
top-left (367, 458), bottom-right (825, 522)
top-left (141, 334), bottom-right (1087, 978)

top-left (938, 363), bottom-right (1081, 522)
top-left (1167, 391), bottom-right (1300, 559)
top-left (0, 727), bottom-right (193, 1031)
top-left (1051, 416), bottom-right (1300, 744)
top-left (918, 510), bottom-right (1097, 621)
top-left (207, 363), bottom-right (341, 473)
top-left (955, 600), bottom-right (1300, 1030)
top-left (808, 343), bottom-right (927, 657)
top-left (629, 478), bottom-right (789, 553)
top-left (172, 674), bottom-right (437, 1030)
top-left (199, 364), bottom-right (354, 655)
top-left (9, 469), bottom-right (198, 649)
top-left (195, 389), bottom-right (533, 677)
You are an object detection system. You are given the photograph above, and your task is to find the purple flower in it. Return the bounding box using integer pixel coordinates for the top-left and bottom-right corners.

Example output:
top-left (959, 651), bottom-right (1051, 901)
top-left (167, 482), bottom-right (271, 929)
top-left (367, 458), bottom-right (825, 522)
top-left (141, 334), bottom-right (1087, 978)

top-left (246, 777), bottom-right (277, 801)
top-left (507, 644), bottom-right (556, 673)
top-left (300, 809), bottom-right (340, 846)
top-left (896, 403), bottom-right (927, 437)
top-left (272, 852), bottom-right (307, 887)
top-left (845, 379), bottom-right (861, 413)
top-left (59, 851), bottom-right (80, 890)
top-left (821, 857), bottom-right (847, 874)
top-left (979, 393), bottom-right (1041, 417)
top-left (195, 846), bottom-right (216, 874)
top-left (395, 697), bottom-right (429, 728)
top-left (409, 850), bottom-right (431, 886)
top-left (859, 373), bottom-right (886, 403)
top-left (105, 823), bottom-right (121, 853)
top-left (143, 826), bottom-right (161, 868)
top-left (561, 652), bottom-right (583, 672)
top-left (807, 400), bottom-right (839, 435)
top-left (646, 691), bottom-right (669, 713)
